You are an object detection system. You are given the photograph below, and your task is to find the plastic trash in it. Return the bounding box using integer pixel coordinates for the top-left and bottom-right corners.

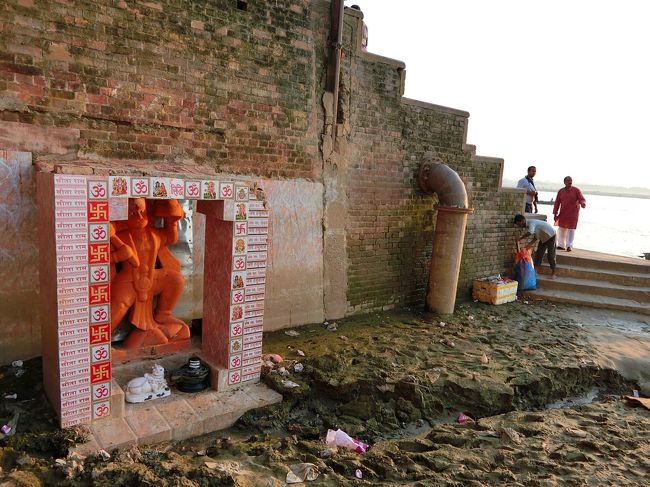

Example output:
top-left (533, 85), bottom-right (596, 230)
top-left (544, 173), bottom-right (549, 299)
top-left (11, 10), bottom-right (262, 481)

top-left (281, 379), bottom-right (300, 388)
top-left (285, 330), bottom-right (300, 337)
top-left (355, 469), bottom-right (363, 479)
top-left (294, 363), bottom-right (304, 373)
top-left (4, 394), bottom-right (17, 400)
top-left (457, 412), bottom-right (474, 424)
top-left (633, 390), bottom-right (640, 398)
top-left (286, 463), bottom-right (319, 483)
top-left (0, 410), bottom-right (20, 438)
top-left (11, 360), bottom-right (23, 368)
top-left (297, 350), bottom-right (305, 357)
top-left (325, 429), bottom-right (369, 454)
top-left (514, 248), bottom-right (537, 290)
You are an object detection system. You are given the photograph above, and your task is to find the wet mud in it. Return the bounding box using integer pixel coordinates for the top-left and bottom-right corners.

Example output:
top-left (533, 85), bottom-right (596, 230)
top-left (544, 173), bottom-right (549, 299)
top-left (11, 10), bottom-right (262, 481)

top-left (1, 301), bottom-right (649, 485)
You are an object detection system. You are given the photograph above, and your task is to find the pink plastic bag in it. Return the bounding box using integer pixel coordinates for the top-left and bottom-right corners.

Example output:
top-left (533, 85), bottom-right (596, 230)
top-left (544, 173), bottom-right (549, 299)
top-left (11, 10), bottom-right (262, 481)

top-left (325, 429), bottom-right (369, 453)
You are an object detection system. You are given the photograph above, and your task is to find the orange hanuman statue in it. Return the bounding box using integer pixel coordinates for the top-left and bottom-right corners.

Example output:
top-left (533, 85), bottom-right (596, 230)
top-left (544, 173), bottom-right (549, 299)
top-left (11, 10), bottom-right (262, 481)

top-left (109, 198), bottom-right (190, 349)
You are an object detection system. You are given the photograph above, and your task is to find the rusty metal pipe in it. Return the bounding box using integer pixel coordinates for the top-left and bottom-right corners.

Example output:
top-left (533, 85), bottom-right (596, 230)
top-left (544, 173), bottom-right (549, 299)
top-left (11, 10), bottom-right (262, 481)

top-left (418, 156), bottom-right (473, 314)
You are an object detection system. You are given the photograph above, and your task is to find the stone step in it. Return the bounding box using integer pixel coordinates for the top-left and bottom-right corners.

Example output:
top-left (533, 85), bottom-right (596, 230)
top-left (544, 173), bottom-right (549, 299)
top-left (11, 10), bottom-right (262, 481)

top-left (554, 251), bottom-right (650, 274)
top-left (535, 274), bottom-right (650, 302)
top-left (72, 382), bottom-right (282, 454)
top-left (537, 264), bottom-right (650, 287)
top-left (522, 287), bottom-right (650, 316)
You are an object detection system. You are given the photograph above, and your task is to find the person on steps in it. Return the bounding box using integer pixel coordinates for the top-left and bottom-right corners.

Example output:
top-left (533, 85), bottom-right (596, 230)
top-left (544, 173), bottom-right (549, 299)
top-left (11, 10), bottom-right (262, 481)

top-left (514, 214), bottom-right (557, 279)
top-left (553, 176), bottom-right (586, 252)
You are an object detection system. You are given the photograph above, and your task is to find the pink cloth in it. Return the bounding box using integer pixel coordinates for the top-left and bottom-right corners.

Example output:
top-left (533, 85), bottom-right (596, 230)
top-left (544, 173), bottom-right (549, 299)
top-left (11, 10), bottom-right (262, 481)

top-left (553, 187), bottom-right (586, 229)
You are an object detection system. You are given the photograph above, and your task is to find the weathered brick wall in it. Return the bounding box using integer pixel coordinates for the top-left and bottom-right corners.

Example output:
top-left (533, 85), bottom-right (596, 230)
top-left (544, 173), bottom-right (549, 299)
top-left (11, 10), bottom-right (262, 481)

top-left (0, 0), bottom-right (324, 177)
top-left (342, 10), bottom-right (523, 313)
top-left (0, 0), bottom-right (329, 362)
top-left (0, 0), bottom-right (524, 362)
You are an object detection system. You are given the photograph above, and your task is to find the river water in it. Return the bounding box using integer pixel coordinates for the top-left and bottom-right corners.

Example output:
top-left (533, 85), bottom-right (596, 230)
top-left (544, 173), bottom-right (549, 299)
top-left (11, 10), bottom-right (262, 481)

top-left (535, 191), bottom-right (650, 258)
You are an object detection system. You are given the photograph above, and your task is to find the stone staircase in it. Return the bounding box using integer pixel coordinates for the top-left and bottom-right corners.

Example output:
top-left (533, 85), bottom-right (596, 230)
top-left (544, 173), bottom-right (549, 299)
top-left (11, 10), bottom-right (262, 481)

top-left (523, 249), bottom-right (650, 315)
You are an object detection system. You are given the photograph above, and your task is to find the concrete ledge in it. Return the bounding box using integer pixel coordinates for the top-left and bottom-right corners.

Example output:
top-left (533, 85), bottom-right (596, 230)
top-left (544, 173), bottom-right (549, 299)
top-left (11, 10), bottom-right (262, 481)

top-left (401, 97), bottom-right (470, 117)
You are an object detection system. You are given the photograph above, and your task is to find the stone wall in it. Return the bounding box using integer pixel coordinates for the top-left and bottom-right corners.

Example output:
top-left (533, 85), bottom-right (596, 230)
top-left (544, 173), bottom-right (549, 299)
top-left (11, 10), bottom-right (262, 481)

top-left (0, 1), bottom-right (524, 362)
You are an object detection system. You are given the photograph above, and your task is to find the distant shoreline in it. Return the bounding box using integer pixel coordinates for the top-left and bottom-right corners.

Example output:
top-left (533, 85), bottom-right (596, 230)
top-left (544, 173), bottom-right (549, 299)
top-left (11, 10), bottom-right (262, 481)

top-left (504, 180), bottom-right (650, 200)
top-left (536, 188), bottom-right (650, 200)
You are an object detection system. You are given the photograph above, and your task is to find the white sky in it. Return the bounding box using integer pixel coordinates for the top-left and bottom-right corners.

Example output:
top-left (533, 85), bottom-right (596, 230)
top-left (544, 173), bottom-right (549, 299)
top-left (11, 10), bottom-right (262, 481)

top-left (346, 1), bottom-right (650, 189)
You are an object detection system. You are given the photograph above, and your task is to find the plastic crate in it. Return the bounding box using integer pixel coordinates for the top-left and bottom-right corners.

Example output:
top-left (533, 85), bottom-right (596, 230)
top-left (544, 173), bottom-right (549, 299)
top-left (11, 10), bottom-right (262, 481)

top-left (472, 277), bottom-right (518, 305)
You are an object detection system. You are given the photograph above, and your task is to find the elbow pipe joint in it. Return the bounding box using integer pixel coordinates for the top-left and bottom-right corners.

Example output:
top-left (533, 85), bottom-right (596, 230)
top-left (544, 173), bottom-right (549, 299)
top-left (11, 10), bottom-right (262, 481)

top-left (417, 155), bottom-right (469, 209)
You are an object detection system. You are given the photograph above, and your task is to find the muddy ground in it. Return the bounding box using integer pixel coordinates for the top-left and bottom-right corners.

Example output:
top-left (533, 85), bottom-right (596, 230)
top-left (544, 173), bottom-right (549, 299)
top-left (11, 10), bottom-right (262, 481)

top-left (2, 300), bottom-right (650, 486)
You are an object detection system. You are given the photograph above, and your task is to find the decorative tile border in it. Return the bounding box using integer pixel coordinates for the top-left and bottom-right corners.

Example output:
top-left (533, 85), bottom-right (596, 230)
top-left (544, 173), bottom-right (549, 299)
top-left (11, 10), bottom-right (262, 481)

top-left (49, 174), bottom-right (269, 426)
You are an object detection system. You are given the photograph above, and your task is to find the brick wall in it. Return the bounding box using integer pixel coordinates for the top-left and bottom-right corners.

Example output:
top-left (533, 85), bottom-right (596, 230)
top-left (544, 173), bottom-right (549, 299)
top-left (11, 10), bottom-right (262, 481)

top-left (341, 10), bottom-right (523, 313)
top-left (0, 0), bottom-right (324, 178)
top-left (0, 1), bottom-right (524, 361)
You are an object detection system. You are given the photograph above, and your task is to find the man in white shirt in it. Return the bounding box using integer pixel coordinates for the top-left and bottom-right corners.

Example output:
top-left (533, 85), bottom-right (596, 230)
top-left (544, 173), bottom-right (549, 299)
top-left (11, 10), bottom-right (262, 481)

top-left (514, 214), bottom-right (557, 279)
top-left (517, 166), bottom-right (538, 213)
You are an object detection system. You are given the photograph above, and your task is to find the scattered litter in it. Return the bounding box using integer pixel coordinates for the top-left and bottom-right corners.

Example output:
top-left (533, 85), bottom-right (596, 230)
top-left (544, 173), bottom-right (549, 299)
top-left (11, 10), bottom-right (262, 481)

top-left (564, 428), bottom-right (588, 438)
top-left (265, 354), bottom-right (283, 364)
top-left (441, 339), bottom-right (455, 348)
top-left (55, 459), bottom-right (67, 466)
top-left (326, 322), bottom-right (338, 332)
top-left (625, 395), bottom-right (650, 411)
top-left (322, 321), bottom-right (329, 327)
top-left (376, 383), bottom-right (395, 393)
top-left (325, 428), bottom-right (369, 453)
top-left (297, 350), bottom-right (305, 357)
top-left (294, 363), bottom-right (304, 373)
top-left (521, 346), bottom-right (536, 356)
top-left (471, 372), bottom-right (480, 381)
top-left (204, 460), bottom-right (240, 475)
top-left (0, 410), bottom-right (20, 438)
top-left (11, 360), bottom-right (23, 368)
top-left (355, 469), bottom-right (363, 479)
top-left (523, 301), bottom-right (529, 305)
top-left (195, 449), bottom-right (207, 456)
top-left (339, 335), bottom-right (348, 341)
top-left (281, 379), bottom-right (300, 388)
top-left (278, 367), bottom-right (290, 377)
top-left (468, 315), bottom-right (475, 321)
top-left (4, 394), bottom-right (17, 400)
top-left (480, 352), bottom-right (489, 364)
top-left (98, 450), bottom-right (111, 461)
top-left (633, 390), bottom-right (640, 398)
top-left (286, 463), bottom-right (319, 483)
top-left (500, 427), bottom-right (522, 444)
top-left (457, 412), bottom-right (474, 425)
top-left (285, 330), bottom-right (300, 337)
top-left (320, 448), bottom-right (333, 459)
top-left (439, 321), bottom-right (446, 328)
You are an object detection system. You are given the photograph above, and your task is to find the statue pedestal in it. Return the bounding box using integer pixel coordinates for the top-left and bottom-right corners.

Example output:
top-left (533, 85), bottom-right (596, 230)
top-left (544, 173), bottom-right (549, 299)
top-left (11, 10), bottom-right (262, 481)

top-left (111, 339), bottom-right (192, 365)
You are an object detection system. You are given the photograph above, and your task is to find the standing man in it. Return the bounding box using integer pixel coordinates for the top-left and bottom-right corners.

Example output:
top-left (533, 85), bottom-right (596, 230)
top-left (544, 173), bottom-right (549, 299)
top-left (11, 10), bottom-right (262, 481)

top-left (514, 214), bottom-right (557, 279)
top-left (553, 176), bottom-right (586, 252)
top-left (517, 166), bottom-right (538, 213)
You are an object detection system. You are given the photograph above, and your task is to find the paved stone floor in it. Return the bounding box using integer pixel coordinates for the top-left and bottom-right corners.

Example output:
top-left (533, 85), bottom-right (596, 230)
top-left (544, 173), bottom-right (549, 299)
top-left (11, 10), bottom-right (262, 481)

top-left (74, 381), bottom-right (282, 454)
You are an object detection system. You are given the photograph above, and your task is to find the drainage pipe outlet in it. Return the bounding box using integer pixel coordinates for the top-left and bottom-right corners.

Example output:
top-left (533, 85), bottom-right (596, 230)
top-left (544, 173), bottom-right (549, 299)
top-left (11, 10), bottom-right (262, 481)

top-left (418, 156), bottom-right (473, 314)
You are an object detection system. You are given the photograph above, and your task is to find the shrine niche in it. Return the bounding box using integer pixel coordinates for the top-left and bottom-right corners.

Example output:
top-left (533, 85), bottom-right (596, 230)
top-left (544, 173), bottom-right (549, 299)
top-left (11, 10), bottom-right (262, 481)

top-left (38, 172), bottom-right (269, 428)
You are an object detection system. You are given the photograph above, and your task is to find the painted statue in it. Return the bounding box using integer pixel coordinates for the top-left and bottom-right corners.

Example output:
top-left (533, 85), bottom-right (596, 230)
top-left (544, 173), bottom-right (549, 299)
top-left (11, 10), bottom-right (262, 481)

top-left (110, 198), bottom-right (190, 349)
top-left (125, 364), bottom-right (171, 403)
